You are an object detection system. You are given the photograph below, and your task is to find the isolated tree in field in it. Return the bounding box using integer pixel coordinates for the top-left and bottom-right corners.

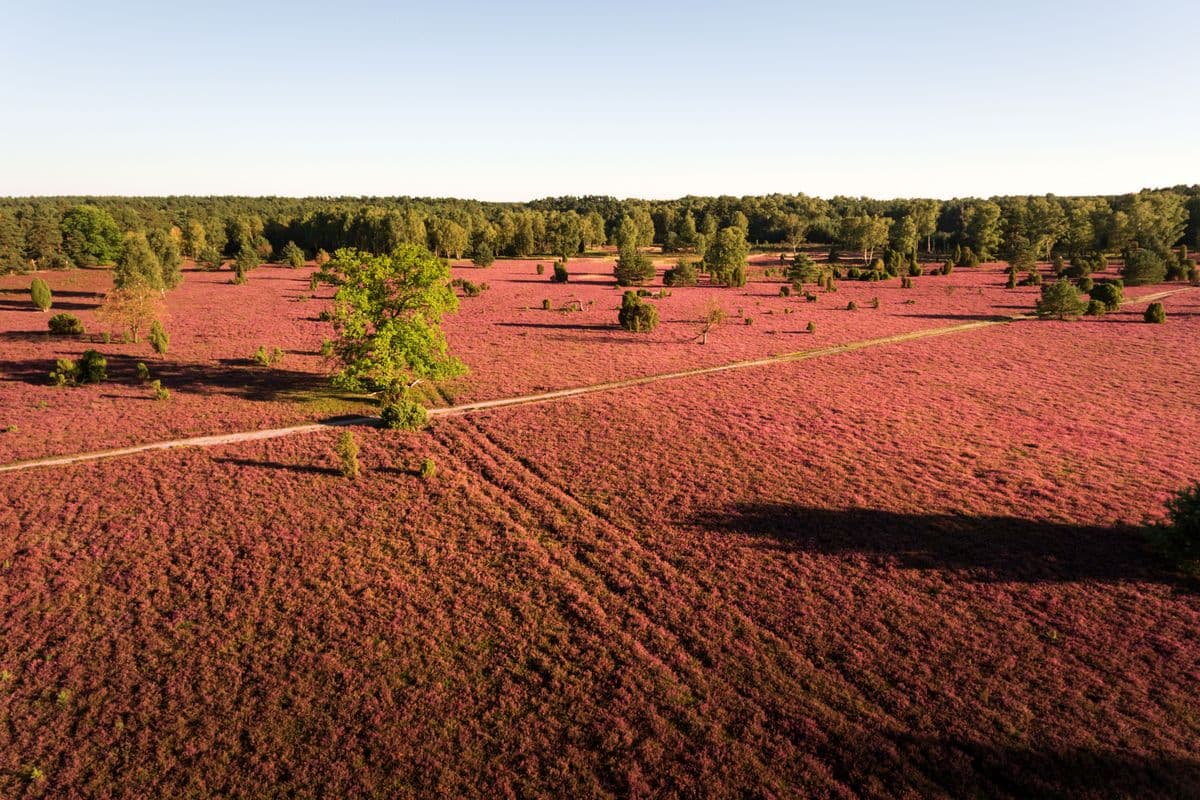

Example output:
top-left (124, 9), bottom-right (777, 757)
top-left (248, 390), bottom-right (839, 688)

top-left (148, 320), bottom-right (170, 355)
top-left (704, 226), bottom-right (749, 287)
top-left (1088, 281), bottom-right (1123, 311)
top-left (30, 278), bottom-right (52, 311)
top-left (1121, 250), bottom-right (1167, 286)
top-left (324, 245), bottom-right (465, 427)
top-left (614, 216), bottom-right (653, 286)
top-left (698, 298), bottom-right (727, 344)
top-left (60, 205), bottom-right (122, 266)
top-left (235, 244), bottom-right (260, 282)
top-left (547, 211), bottom-right (583, 261)
top-left (787, 252), bottom-right (822, 287)
top-left (97, 284), bottom-right (164, 343)
top-left (114, 233), bottom-right (164, 291)
top-left (469, 231), bottom-right (495, 267)
top-left (1144, 302), bottom-right (1166, 324)
top-left (280, 241), bottom-right (306, 268)
top-left (1035, 279), bottom-right (1085, 319)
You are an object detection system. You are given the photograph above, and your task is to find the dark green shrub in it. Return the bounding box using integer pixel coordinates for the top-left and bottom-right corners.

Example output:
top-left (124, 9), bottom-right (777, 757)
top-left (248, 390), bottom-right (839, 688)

top-left (635, 288), bottom-right (652, 297)
top-left (1077, 276), bottom-right (1094, 292)
top-left (1035, 279), bottom-right (1084, 319)
top-left (381, 395), bottom-right (428, 430)
top-left (47, 313), bottom-right (83, 335)
top-left (663, 259), bottom-right (698, 287)
top-left (870, 296), bottom-right (880, 309)
top-left (30, 278), bottom-right (52, 311)
top-left (779, 285), bottom-right (790, 297)
top-left (1006, 271), bottom-right (1018, 289)
top-left (148, 320), bottom-right (169, 355)
top-left (941, 260), bottom-right (953, 276)
top-left (471, 242), bottom-right (495, 267)
top-left (1084, 299), bottom-right (1106, 316)
top-left (806, 321), bottom-right (816, 333)
top-left (618, 291), bottom-right (659, 332)
top-left (335, 430), bottom-right (360, 478)
top-left (280, 241), bottom-right (306, 268)
top-left (1144, 302), bottom-right (1166, 324)
top-left (535, 263), bottom-right (545, 275)
top-left (901, 276), bottom-right (912, 289)
top-left (1122, 250), bottom-right (1167, 286)
top-left (846, 267), bottom-right (861, 280)
top-left (1020, 270), bottom-right (1042, 286)
top-left (136, 362), bottom-right (151, 382)
top-left (1150, 482), bottom-right (1200, 570)
top-left (847, 300), bottom-right (857, 311)
top-left (78, 350), bottom-right (107, 383)
top-left (1088, 281), bottom-right (1123, 311)
top-left (1051, 254), bottom-right (1065, 275)
top-left (551, 262), bottom-right (568, 283)
top-left (827, 248), bottom-right (840, 263)
top-left (198, 246), bottom-right (223, 270)
top-left (958, 247), bottom-right (980, 267)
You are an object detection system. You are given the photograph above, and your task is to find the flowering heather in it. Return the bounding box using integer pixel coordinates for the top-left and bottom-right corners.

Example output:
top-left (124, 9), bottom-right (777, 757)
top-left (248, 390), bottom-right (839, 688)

top-left (0, 291), bottom-right (1197, 796)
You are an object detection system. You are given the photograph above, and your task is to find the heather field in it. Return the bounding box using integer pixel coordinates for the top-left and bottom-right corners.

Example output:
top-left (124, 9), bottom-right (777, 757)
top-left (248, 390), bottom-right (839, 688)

top-left (1, 261), bottom-right (1198, 797)
top-left (0, 256), bottom-right (1184, 463)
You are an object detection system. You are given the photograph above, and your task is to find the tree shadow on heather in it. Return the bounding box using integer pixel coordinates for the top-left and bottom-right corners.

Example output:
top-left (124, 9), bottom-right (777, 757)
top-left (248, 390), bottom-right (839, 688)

top-left (0, 353), bottom-right (335, 403)
top-left (212, 457), bottom-right (341, 476)
top-left (494, 321), bottom-right (614, 331)
top-left (695, 503), bottom-right (1191, 586)
top-left (0, 298), bottom-right (100, 312)
top-left (897, 312), bottom-right (1013, 322)
top-left (828, 731), bottom-right (1200, 799)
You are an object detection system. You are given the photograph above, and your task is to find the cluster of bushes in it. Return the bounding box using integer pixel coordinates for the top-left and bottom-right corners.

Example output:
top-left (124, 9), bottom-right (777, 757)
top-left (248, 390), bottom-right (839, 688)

top-left (50, 350), bottom-right (107, 386)
top-left (253, 345), bottom-right (285, 366)
top-left (48, 312), bottom-right (83, 335)
top-left (451, 278), bottom-right (489, 297)
top-left (618, 291), bottom-right (659, 332)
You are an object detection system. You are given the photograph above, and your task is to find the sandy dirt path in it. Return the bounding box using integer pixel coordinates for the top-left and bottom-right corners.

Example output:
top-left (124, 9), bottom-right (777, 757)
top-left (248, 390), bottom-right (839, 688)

top-left (0, 287), bottom-right (1189, 475)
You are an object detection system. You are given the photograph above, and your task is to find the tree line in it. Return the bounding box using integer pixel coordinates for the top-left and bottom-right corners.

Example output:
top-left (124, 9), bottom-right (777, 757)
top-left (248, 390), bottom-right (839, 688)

top-left (1, 188), bottom-right (1197, 271)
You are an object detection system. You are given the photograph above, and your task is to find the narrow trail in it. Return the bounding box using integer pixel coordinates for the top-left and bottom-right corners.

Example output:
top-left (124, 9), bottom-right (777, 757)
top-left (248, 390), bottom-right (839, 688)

top-left (0, 287), bottom-right (1189, 475)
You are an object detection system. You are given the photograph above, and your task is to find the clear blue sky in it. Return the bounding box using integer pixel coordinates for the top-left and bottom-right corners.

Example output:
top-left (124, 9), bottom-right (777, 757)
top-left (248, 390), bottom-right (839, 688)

top-left (1, 0), bottom-right (1196, 200)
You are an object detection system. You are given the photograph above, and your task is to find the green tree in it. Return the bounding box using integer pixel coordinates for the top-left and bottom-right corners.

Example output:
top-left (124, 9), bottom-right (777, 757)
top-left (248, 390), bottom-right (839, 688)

top-left (114, 234), bottom-right (164, 290)
top-left (703, 226), bottom-right (749, 287)
top-left (546, 211), bottom-right (583, 261)
top-left (60, 205), bottom-right (122, 266)
top-left (24, 206), bottom-right (65, 265)
top-left (1121, 249), bottom-right (1167, 286)
top-left (324, 245), bottom-right (465, 419)
top-left (839, 213), bottom-right (889, 263)
top-left (1035, 278), bottom-right (1085, 319)
top-left (30, 278), bottom-right (52, 311)
top-left (614, 216), bottom-right (653, 286)
top-left (963, 201), bottom-right (1003, 260)
top-left (181, 220), bottom-right (207, 258)
top-left (280, 240), bottom-right (306, 268)
top-left (148, 229), bottom-right (183, 289)
top-left (617, 291), bottom-right (659, 332)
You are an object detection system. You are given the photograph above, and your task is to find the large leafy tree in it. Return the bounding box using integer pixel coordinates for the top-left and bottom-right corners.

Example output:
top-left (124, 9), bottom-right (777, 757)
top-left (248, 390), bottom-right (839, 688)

top-left (325, 245), bottom-right (465, 407)
top-left (963, 201), bottom-right (1003, 260)
top-left (61, 205), bottom-right (122, 266)
top-left (613, 216), bottom-right (653, 286)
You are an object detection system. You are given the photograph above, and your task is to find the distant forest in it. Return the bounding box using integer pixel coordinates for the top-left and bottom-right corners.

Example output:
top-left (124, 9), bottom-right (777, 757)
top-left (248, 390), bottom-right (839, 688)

top-left (2, 188), bottom-right (1197, 270)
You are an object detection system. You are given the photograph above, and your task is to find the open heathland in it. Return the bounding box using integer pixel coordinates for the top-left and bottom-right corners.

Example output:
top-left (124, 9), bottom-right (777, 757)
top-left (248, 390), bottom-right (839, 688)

top-left (0, 255), bottom-right (1198, 797)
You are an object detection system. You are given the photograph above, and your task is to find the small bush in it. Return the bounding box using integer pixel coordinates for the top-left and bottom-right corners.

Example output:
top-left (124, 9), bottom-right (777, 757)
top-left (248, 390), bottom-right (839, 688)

top-left (541, 298), bottom-right (551, 310)
top-left (78, 350), bottom-right (107, 383)
top-left (847, 300), bottom-right (857, 311)
top-left (47, 313), bottom-right (83, 335)
top-left (150, 379), bottom-right (170, 401)
top-left (1077, 276), bottom-right (1094, 292)
top-left (1088, 281), bottom-right (1124, 311)
top-left (320, 339), bottom-right (335, 358)
top-left (870, 296), bottom-right (880, 309)
top-left (1006, 271), bottom-right (1018, 289)
top-left (743, 317), bottom-right (752, 325)
top-left (148, 320), bottom-right (169, 355)
top-left (957, 247), bottom-right (980, 267)
top-left (804, 292), bottom-right (817, 302)
top-left (941, 260), bottom-right (953, 276)
top-left (136, 362), bottom-right (151, 382)
top-left (314, 249), bottom-right (331, 267)
top-left (1084, 299), bottom-right (1106, 316)
top-left (806, 321), bottom-right (816, 333)
top-left (636, 288), bottom-right (652, 297)
top-left (30, 278), bottom-right (52, 311)
top-left (618, 291), bottom-right (659, 332)
top-left (49, 357), bottom-right (77, 386)
top-left (1151, 482), bottom-right (1200, 569)
top-left (198, 246), bottom-right (223, 270)
top-left (551, 262), bottom-right (569, 283)
top-left (381, 394), bottom-right (428, 430)
top-left (779, 285), bottom-right (791, 297)
top-left (663, 259), bottom-right (698, 287)
top-left (1144, 302), bottom-right (1166, 324)
top-left (420, 457), bottom-right (437, 480)
top-left (335, 430), bottom-right (360, 478)
top-left (253, 345), bottom-right (285, 367)
top-left (453, 278), bottom-right (484, 297)
top-left (901, 276), bottom-right (913, 289)
top-left (536, 263), bottom-right (545, 275)
top-left (827, 248), bottom-right (840, 263)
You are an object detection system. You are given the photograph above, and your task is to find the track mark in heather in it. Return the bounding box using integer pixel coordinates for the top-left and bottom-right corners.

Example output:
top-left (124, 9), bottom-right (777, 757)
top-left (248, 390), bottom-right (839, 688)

top-left (0, 287), bottom-right (1190, 475)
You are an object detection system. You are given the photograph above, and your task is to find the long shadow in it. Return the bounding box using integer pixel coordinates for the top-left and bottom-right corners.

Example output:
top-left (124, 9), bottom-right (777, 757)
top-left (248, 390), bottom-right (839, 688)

top-left (0, 287), bottom-right (103, 299)
top-left (695, 502), bottom-right (1190, 586)
top-left (830, 732), bottom-right (1200, 798)
top-left (494, 321), bottom-right (615, 331)
top-left (0, 298), bottom-right (99, 312)
top-left (212, 457), bottom-right (340, 476)
top-left (1, 353), bottom-right (331, 403)
top-left (898, 312), bottom-right (1011, 322)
